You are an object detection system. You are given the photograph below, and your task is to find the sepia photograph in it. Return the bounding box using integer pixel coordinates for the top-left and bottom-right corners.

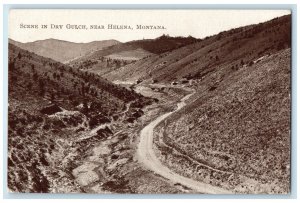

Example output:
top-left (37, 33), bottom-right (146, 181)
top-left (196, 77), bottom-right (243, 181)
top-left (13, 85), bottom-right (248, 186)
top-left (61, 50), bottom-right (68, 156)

top-left (7, 9), bottom-right (291, 194)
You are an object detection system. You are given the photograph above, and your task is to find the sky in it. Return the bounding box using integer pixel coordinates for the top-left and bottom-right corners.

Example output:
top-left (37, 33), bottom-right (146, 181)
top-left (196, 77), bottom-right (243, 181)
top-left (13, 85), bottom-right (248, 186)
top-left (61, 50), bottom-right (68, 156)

top-left (9, 9), bottom-right (291, 43)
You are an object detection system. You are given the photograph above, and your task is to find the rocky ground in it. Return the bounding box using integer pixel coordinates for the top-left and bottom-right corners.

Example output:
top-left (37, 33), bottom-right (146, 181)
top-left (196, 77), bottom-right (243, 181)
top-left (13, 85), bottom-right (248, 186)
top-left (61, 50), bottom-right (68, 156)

top-left (8, 76), bottom-right (190, 193)
top-left (152, 49), bottom-right (291, 194)
top-left (8, 15), bottom-right (291, 194)
top-left (68, 84), bottom-right (190, 193)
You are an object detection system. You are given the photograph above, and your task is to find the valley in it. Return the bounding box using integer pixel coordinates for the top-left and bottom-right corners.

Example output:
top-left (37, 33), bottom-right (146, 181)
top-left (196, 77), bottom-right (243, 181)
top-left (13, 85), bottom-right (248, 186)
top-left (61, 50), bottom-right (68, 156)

top-left (7, 14), bottom-right (291, 194)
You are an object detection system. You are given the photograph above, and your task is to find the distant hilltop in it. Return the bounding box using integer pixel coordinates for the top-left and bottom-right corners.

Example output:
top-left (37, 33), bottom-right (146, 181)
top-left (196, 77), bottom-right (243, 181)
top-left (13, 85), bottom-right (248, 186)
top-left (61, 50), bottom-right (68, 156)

top-left (9, 38), bottom-right (120, 63)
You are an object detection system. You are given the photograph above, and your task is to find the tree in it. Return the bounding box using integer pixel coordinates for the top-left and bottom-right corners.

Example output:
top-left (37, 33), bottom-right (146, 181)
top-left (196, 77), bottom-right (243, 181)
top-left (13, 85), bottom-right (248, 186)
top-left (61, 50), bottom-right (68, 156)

top-left (81, 84), bottom-right (85, 96)
top-left (33, 72), bottom-right (39, 81)
top-left (50, 93), bottom-right (55, 102)
top-left (9, 61), bottom-right (15, 70)
top-left (38, 79), bottom-right (45, 96)
top-left (17, 52), bottom-right (22, 59)
top-left (27, 82), bottom-right (33, 90)
top-left (83, 101), bottom-right (89, 114)
top-left (277, 42), bottom-right (285, 51)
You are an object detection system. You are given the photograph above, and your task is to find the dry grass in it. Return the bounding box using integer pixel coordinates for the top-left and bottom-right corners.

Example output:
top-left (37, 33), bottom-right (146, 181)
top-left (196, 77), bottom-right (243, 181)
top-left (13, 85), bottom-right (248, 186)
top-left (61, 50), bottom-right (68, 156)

top-left (154, 49), bottom-right (290, 194)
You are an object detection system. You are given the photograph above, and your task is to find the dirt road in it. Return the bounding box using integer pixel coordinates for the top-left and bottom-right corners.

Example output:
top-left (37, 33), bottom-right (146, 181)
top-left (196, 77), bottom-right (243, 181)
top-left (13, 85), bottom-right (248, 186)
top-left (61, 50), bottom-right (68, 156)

top-left (137, 87), bottom-right (233, 194)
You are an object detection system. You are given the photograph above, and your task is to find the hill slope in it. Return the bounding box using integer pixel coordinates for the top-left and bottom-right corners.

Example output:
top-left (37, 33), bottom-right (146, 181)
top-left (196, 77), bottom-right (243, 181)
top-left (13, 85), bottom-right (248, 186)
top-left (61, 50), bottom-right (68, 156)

top-left (143, 15), bottom-right (291, 194)
top-left (68, 35), bottom-right (199, 75)
top-left (104, 15), bottom-right (291, 83)
top-left (9, 38), bottom-right (120, 63)
top-left (154, 48), bottom-right (290, 193)
top-left (71, 35), bottom-right (198, 62)
top-left (7, 43), bottom-right (151, 192)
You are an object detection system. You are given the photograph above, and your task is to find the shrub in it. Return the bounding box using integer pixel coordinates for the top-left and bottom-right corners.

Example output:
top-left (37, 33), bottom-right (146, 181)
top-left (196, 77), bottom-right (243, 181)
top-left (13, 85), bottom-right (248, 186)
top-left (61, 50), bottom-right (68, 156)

top-left (241, 60), bottom-right (244, 66)
top-left (277, 42), bottom-right (285, 51)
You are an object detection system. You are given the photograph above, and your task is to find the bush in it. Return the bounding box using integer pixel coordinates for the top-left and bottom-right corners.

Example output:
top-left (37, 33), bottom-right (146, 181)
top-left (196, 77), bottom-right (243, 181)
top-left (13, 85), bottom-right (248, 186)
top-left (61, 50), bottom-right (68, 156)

top-left (277, 42), bottom-right (285, 51)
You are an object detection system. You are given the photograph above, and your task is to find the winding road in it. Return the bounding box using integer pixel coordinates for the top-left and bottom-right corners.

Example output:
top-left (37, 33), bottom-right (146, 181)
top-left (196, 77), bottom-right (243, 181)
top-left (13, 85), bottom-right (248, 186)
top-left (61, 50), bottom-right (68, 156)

top-left (137, 87), bottom-right (233, 194)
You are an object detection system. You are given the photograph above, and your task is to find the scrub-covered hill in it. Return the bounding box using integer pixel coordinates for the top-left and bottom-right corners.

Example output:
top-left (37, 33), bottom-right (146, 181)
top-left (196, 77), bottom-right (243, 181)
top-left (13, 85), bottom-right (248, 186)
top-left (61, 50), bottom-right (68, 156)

top-left (104, 15), bottom-right (291, 84)
top-left (8, 43), bottom-right (152, 192)
top-left (68, 35), bottom-right (199, 76)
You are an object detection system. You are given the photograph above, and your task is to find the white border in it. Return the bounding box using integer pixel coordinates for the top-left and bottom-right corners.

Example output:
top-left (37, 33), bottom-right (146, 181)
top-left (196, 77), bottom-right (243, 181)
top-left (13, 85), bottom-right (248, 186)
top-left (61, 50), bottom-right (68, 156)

top-left (1, 1), bottom-right (299, 203)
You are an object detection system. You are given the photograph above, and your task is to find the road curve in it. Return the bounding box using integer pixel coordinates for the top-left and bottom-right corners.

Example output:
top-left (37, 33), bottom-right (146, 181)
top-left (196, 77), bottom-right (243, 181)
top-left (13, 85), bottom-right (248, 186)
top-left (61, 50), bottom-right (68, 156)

top-left (137, 88), bottom-right (233, 194)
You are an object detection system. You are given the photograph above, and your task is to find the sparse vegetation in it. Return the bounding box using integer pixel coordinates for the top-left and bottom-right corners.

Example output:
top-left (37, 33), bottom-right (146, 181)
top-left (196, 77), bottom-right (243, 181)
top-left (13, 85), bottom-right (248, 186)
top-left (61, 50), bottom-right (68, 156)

top-left (104, 15), bottom-right (291, 83)
top-left (154, 48), bottom-right (290, 194)
top-left (8, 43), bottom-right (152, 193)
top-left (8, 14), bottom-right (291, 194)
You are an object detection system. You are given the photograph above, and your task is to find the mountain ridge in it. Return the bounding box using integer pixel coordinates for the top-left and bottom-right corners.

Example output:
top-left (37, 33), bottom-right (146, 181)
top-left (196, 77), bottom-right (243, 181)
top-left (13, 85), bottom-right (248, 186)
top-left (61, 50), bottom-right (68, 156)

top-left (103, 14), bottom-right (291, 83)
top-left (9, 38), bottom-right (120, 63)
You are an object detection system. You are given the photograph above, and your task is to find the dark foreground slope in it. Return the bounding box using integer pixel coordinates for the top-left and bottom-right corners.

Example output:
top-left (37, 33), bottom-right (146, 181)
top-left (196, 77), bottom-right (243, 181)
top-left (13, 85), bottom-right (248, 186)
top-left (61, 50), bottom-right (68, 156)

top-left (7, 44), bottom-right (151, 192)
top-left (105, 15), bottom-right (291, 83)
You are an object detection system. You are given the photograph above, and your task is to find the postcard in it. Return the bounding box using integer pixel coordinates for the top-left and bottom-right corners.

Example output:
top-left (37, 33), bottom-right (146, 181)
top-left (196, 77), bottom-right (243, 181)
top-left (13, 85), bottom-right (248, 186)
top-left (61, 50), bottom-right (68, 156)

top-left (7, 9), bottom-right (291, 194)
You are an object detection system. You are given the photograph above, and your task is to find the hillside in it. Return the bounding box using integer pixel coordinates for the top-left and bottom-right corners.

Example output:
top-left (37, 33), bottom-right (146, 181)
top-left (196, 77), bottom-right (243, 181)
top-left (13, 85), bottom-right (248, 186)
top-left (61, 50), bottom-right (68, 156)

top-left (68, 35), bottom-right (198, 75)
top-left (104, 15), bottom-right (291, 83)
top-left (145, 15), bottom-right (291, 194)
top-left (106, 48), bottom-right (152, 61)
top-left (9, 38), bottom-right (120, 63)
top-left (154, 48), bottom-right (290, 194)
top-left (7, 43), bottom-right (152, 192)
top-left (7, 14), bottom-right (291, 194)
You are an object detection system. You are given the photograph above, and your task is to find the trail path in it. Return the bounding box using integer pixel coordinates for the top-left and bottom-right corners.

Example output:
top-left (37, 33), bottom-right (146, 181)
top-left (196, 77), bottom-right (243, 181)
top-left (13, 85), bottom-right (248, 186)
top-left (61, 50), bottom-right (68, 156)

top-left (137, 87), bottom-right (233, 194)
